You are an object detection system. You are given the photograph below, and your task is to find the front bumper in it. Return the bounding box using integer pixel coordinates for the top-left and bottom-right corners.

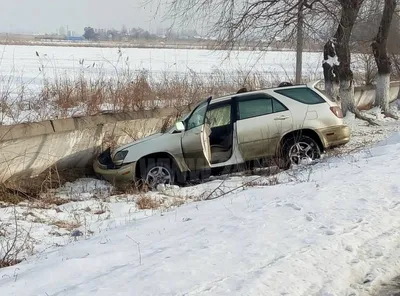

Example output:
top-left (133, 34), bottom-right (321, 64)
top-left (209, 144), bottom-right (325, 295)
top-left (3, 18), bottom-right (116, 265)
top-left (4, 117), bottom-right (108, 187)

top-left (318, 125), bottom-right (351, 149)
top-left (93, 148), bottom-right (136, 183)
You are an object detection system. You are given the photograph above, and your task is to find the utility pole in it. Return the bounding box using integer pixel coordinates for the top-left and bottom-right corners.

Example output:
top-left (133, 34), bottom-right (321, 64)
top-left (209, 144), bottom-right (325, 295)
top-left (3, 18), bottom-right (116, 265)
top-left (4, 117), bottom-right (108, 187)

top-left (296, 0), bottom-right (305, 84)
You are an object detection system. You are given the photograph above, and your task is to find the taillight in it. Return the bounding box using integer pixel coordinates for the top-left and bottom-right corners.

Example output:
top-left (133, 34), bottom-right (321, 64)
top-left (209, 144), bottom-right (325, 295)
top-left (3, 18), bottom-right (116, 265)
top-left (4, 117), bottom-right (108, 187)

top-left (330, 106), bottom-right (343, 118)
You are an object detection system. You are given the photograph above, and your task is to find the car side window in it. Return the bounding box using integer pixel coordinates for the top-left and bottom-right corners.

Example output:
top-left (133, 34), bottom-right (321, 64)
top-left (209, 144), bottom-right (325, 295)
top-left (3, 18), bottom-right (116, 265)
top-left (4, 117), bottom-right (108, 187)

top-left (206, 104), bottom-right (231, 128)
top-left (237, 96), bottom-right (273, 120)
top-left (186, 101), bottom-right (208, 130)
top-left (274, 87), bottom-right (325, 104)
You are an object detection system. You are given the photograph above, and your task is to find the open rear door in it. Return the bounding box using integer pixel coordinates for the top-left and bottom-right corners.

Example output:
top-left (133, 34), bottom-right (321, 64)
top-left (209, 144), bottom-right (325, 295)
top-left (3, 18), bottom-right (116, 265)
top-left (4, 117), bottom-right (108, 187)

top-left (181, 97), bottom-right (212, 171)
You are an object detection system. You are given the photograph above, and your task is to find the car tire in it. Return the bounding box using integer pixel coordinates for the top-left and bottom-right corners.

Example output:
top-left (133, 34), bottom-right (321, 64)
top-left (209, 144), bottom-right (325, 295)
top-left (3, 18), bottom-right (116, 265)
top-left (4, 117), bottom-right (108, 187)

top-left (139, 158), bottom-right (179, 190)
top-left (277, 135), bottom-right (321, 170)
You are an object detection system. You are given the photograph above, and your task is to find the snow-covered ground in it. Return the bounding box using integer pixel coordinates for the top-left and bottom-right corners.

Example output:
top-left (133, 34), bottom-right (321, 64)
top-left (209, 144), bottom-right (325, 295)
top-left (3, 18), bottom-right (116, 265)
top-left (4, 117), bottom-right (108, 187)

top-left (0, 107), bottom-right (400, 295)
top-left (327, 107), bottom-right (400, 156)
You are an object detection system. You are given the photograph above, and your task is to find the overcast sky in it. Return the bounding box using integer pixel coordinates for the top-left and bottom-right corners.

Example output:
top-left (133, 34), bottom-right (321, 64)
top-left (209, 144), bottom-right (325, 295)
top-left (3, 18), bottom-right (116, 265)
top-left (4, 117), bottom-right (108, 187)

top-left (0, 0), bottom-right (174, 34)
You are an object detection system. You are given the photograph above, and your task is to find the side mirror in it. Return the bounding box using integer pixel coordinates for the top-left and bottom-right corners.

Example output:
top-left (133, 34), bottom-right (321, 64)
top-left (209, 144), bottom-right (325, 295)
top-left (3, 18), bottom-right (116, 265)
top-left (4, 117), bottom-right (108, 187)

top-left (175, 121), bottom-right (185, 132)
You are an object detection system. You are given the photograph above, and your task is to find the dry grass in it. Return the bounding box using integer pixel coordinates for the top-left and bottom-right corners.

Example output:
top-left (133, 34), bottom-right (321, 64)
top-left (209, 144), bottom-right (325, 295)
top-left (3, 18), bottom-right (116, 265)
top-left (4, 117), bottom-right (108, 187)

top-left (136, 195), bottom-right (160, 210)
top-left (2, 166), bottom-right (90, 205)
top-left (0, 208), bottom-right (32, 269)
top-left (93, 209), bottom-right (106, 215)
top-left (36, 195), bottom-right (69, 208)
top-left (0, 258), bottom-right (22, 268)
top-left (245, 175), bottom-right (280, 187)
top-left (52, 220), bottom-right (81, 231)
top-left (101, 133), bottom-right (119, 151)
top-left (169, 197), bottom-right (186, 208)
top-left (0, 185), bottom-right (26, 204)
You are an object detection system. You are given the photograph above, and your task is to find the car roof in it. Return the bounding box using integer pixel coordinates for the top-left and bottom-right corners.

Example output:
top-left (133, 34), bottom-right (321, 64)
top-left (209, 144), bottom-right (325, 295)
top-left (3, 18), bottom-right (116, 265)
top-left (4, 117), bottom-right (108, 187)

top-left (209, 84), bottom-right (309, 104)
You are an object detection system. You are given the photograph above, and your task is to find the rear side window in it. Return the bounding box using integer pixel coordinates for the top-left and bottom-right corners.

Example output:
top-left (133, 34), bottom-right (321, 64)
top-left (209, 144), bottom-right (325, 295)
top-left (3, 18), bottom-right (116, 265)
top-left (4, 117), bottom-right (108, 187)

top-left (274, 87), bottom-right (325, 104)
top-left (237, 94), bottom-right (288, 120)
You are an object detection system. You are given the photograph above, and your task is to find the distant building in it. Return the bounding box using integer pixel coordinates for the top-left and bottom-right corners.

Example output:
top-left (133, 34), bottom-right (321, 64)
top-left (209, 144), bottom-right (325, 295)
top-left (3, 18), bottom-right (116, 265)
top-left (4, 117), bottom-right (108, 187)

top-left (67, 30), bottom-right (77, 37)
top-left (66, 36), bottom-right (85, 41)
top-left (59, 26), bottom-right (66, 36)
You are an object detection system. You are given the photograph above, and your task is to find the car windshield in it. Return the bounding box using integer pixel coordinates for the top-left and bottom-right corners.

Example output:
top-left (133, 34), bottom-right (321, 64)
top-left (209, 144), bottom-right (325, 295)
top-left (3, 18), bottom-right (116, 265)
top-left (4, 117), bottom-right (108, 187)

top-left (164, 112), bottom-right (190, 133)
top-left (164, 98), bottom-right (209, 133)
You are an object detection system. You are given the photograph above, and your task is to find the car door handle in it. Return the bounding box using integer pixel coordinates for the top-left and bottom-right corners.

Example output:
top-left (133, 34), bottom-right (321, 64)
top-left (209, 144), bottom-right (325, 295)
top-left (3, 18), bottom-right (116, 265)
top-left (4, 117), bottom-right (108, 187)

top-left (274, 115), bottom-right (289, 120)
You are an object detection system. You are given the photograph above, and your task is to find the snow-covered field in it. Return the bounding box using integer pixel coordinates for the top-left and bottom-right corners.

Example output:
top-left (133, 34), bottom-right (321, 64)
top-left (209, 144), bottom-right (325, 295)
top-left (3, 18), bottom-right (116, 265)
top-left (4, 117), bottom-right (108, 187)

top-left (0, 44), bottom-right (370, 98)
top-left (0, 44), bottom-right (323, 82)
top-left (1, 109), bottom-right (400, 295)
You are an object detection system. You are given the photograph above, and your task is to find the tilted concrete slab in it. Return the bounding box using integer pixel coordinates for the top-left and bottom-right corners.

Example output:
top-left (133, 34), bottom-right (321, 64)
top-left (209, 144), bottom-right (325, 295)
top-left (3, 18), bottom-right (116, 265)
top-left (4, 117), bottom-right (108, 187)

top-left (354, 81), bottom-right (400, 109)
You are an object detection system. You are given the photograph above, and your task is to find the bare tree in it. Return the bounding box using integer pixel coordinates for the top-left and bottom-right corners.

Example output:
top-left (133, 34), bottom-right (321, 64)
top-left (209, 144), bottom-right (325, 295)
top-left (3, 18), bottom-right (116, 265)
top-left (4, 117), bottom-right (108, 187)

top-left (371, 0), bottom-right (398, 118)
top-left (322, 0), bottom-right (378, 125)
top-left (153, 0), bottom-right (338, 80)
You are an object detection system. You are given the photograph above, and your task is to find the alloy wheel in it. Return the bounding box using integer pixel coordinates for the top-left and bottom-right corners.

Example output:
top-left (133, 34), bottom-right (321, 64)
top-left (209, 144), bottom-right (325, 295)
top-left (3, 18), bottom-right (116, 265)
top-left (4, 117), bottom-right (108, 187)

top-left (145, 166), bottom-right (172, 188)
top-left (288, 141), bottom-right (318, 165)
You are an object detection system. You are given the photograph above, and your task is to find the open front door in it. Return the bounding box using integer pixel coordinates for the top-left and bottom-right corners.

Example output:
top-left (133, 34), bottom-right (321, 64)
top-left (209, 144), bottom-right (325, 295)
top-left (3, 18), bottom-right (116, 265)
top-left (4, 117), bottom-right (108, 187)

top-left (181, 97), bottom-right (212, 171)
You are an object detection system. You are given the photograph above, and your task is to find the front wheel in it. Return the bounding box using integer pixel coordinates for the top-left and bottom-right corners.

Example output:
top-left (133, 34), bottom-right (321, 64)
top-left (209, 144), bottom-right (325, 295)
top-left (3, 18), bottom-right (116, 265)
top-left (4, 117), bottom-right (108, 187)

top-left (140, 159), bottom-right (176, 190)
top-left (278, 135), bottom-right (321, 169)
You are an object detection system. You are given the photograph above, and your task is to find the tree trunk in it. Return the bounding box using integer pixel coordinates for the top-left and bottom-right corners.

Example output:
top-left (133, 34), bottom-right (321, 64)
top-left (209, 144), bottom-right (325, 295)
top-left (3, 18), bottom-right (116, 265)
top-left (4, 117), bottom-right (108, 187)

top-left (339, 80), bottom-right (354, 115)
top-left (332, 0), bottom-right (363, 117)
top-left (375, 73), bottom-right (390, 110)
top-left (295, 0), bottom-right (304, 85)
top-left (391, 53), bottom-right (400, 110)
top-left (371, 0), bottom-right (396, 115)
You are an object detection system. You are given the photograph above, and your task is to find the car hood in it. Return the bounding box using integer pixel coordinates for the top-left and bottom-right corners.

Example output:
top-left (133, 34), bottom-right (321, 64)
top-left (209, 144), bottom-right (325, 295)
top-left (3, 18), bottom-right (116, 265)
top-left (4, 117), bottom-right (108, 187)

top-left (115, 132), bottom-right (164, 153)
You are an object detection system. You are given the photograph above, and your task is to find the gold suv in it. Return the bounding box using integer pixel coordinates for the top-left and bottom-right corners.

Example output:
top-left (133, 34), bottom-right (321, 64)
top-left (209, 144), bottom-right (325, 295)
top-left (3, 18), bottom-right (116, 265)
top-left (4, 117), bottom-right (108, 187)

top-left (94, 81), bottom-right (350, 188)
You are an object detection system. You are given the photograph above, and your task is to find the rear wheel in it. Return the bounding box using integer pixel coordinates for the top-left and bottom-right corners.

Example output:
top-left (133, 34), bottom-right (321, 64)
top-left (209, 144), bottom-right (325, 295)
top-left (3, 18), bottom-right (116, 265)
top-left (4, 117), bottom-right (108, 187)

top-left (278, 135), bottom-right (321, 169)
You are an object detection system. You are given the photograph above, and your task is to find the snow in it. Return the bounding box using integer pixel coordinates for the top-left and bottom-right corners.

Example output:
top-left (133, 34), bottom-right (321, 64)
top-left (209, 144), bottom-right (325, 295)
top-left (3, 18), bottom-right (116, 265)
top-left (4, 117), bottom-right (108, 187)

top-left (322, 40), bottom-right (339, 67)
top-left (324, 55), bottom-right (339, 67)
top-left (333, 106), bottom-right (400, 154)
top-left (1, 111), bottom-right (400, 295)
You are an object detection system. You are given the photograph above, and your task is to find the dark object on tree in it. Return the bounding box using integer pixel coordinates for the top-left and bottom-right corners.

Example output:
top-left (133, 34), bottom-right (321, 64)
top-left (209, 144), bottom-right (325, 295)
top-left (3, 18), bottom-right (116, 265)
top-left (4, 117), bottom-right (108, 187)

top-left (278, 82), bottom-right (293, 87)
top-left (237, 87), bottom-right (248, 94)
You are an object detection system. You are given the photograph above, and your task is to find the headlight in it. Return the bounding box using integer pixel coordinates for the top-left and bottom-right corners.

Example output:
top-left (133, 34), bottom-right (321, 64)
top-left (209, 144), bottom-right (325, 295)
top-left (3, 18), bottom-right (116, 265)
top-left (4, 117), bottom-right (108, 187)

top-left (113, 150), bottom-right (128, 162)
